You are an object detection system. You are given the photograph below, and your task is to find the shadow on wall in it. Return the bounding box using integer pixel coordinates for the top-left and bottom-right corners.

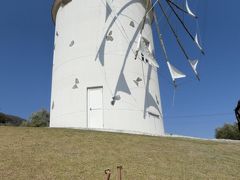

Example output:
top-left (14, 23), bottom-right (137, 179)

top-left (95, 0), bottom-right (147, 66)
top-left (95, 0), bottom-right (159, 118)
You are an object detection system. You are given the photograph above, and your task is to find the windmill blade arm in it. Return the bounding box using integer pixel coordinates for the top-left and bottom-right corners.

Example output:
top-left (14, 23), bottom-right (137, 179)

top-left (158, 0), bottom-right (200, 81)
top-left (153, 8), bottom-right (169, 63)
top-left (167, 0), bottom-right (197, 18)
top-left (158, 0), bottom-right (189, 60)
top-left (135, 0), bottom-right (151, 59)
top-left (166, 0), bottom-right (204, 55)
top-left (141, 0), bottom-right (151, 32)
top-left (166, 0), bottom-right (195, 40)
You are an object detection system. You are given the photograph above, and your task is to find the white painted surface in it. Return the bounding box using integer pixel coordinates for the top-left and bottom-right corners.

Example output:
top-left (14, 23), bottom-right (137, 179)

top-left (50, 0), bottom-right (165, 136)
top-left (87, 87), bottom-right (103, 129)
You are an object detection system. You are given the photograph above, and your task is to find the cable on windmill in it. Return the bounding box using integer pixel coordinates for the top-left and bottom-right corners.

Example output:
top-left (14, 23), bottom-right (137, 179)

top-left (157, 0), bottom-right (200, 81)
top-left (166, 0), bottom-right (204, 55)
top-left (166, 0), bottom-right (192, 17)
top-left (167, 0), bottom-right (198, 19)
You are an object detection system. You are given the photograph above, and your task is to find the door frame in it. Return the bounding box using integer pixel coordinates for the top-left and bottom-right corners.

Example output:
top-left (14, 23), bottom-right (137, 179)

top-left (86, 86), bottom-right (104, 128)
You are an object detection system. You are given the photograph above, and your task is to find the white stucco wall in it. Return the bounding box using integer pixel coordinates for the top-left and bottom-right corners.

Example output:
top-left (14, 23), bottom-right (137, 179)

top-left (50, 0), bottom-right (165, 136)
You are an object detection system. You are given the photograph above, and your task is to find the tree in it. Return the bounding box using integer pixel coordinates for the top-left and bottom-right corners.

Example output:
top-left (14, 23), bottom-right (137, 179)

top-left (215, 123), bottom-right (240, 140)
top-left (0, 112), bottom-right (26, 126)
top-left (28, 109), bottom-right (50, 127)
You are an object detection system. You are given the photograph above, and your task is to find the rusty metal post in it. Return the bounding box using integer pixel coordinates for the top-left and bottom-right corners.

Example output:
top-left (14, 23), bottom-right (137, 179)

top-left (104, 169), bottom-right (111, 180)
top-left (117, 166), bottom-right (123, 180)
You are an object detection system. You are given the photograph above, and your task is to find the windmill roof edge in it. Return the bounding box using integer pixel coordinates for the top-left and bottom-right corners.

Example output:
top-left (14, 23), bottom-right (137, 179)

top-left (51, 0), bottom-right (151, 24)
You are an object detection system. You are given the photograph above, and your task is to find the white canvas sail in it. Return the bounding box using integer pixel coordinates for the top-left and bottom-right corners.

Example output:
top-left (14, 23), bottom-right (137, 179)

top-left (189, 59), bottom-right (199, 75)
top-left (139, 36), bottom-right (159, 68)
top-left (186, 0), bottom-right (197, 18)
top-left (195, 33), bottom-right (203, 51)
top-left (167, 62), bottom-right (186, 81)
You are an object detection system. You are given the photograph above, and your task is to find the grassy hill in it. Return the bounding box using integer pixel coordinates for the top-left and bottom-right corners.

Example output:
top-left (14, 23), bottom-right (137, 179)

top-left (0, 127), bottom-right (240, 180)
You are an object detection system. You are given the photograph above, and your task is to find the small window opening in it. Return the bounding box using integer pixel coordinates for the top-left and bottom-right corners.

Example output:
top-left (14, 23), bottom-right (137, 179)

top-left (141, 53), bottom-right (145, 61)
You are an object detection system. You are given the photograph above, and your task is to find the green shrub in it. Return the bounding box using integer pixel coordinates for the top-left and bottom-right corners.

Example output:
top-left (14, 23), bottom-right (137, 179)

top-left (20, 121), bottom-right (30, 127)
top-left (28, 109), bottom-right (50, 127)
top-left (215, 123), bottom-right (240, 140)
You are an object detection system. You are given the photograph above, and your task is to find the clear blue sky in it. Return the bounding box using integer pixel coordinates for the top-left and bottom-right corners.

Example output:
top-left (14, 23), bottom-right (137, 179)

top-left (0, 0), bottom-right (239, 138)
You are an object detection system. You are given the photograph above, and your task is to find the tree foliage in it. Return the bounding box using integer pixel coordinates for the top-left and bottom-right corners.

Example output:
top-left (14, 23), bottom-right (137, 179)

top-left (27, 109), bottom-right (50, 127)
top-left (215, 123), bottom-right (240, 140)
top-left (0, 112), bottom-right (25, 126)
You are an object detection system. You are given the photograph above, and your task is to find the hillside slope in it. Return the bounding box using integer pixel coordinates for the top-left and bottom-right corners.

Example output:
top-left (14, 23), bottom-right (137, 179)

top-left (0, 113), bottom-right (25, 126)
top-left (0, 127), bottom-right (240, 180)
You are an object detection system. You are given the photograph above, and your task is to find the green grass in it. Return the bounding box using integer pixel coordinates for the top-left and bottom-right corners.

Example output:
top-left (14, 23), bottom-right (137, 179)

top-left (0, 127), bottom-right (240, 180)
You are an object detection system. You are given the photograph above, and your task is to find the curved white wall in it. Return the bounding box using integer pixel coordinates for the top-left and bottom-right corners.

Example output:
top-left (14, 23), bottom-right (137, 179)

top-left (50, 0), bottom-right (165, 136)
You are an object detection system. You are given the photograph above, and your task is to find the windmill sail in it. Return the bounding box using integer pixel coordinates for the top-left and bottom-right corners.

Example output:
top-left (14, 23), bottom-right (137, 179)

top-left (189, 59), bottom-right (199, 75)
top-left (135, 0), bottom-right (150, 59)
top-left (138, 37), bottom-right (159, 68)
top-left (195, 33), bottom-right (203, 52)
top-left (153, 8), bottom-right (185, 85)
top-left (158, 1), bottom-right (200, 80)
top-left (167, 62), bottom-right (186, 81)
top-left (186, 0), bottom-right (197, 18)
top-left (166, 0), bottom-right (204, 55)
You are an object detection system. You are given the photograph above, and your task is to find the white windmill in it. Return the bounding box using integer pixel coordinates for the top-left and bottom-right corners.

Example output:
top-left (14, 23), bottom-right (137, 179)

top-left (50, 0), bottom-right (204, 136)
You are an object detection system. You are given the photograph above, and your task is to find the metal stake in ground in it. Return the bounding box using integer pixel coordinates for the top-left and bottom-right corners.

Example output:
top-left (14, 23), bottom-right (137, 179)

top-left (117, 166), bottom-right (123, 180)
top-left (104, 169), bottom-right (111, 180)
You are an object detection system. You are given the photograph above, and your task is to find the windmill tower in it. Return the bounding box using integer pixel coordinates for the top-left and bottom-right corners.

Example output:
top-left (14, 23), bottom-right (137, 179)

top-left (50, 0), bottom-right (164, 135)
